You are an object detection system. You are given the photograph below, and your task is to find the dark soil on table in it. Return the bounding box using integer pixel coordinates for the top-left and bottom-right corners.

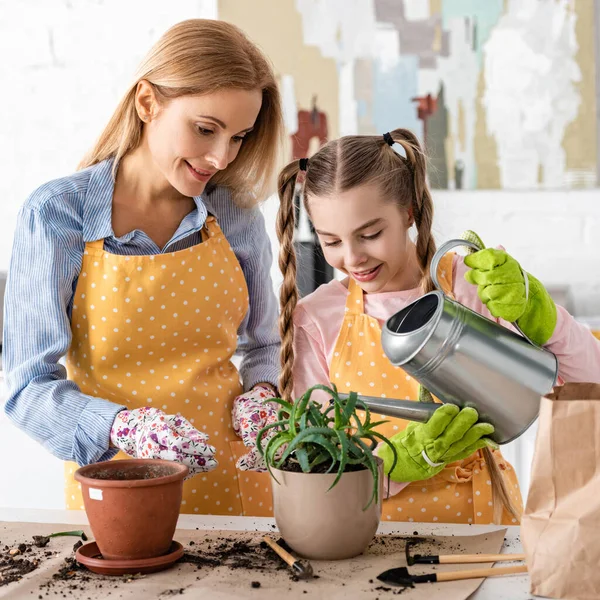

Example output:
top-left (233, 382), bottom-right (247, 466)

top-left (179, 537), bottom-right (289, 573)
top-left (0, 541), bottom-right (40, 587)
top-left (2, 526), bottom-right (509, 597)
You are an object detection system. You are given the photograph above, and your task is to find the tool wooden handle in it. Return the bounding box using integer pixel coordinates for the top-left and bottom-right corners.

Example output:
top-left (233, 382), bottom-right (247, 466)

top-left (262, 536), bottom-right (296, 568)
top-left (439, 553), bottom-right (526, 564)
top-left (437, 564), bottom-right (528, 582)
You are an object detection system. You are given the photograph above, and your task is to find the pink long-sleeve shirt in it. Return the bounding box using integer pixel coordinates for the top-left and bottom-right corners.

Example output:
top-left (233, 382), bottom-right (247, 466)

top-left (293, 255), bottom-right (600, 397)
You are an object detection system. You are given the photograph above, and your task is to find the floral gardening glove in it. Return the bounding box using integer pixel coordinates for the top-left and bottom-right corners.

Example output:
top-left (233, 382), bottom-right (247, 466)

top-left (110, 407), bottom-right (217, 478)
top-left (377, 404), bottom-right (497, 483)
top-left (461, 231), bottom-right (557, 346)
top-left (232, 385), bottom-right (278, 472)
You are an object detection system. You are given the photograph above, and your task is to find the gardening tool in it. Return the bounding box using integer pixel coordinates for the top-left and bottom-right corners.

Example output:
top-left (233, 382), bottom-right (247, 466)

top-left (377, 564), bottom-right (528, 587)
top-left (406, 551), bottom-right (526, 565)
top-left (262, 536), bottom-right (314, 580)
top-left (405, 541), bottom-right (526, 565)
top-left (355, 237), bottom-right (559, 445)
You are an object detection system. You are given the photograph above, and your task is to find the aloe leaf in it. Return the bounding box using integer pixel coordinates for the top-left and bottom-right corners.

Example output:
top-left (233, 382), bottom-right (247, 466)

top-left (299, 411), bottom-right (309, 431)
top-left (351, 413), bottom-right (366, 436)
top-left (287, 390), bottom-right (305, 437)
top-left (278, 427), bottom-right (333, 465)
top-left (341, 391), bottom-right (358, 424)
top-left (270, 397), bottom-right (294, 410)
top-left (255, 420), bottom-right (287, 457)
top-left (264, 433), bottom-right (291, 482)
top-left (266, 435), bottom-right (290, 465)
top-left (333, 393), bottom-right (343, 430)
top-left (297, 384), bottom-right (335, 414)
top-left (49, 530), bottom-right (87, 540)
top-left (294, 388), bottom-right (313, 424)
top-left (352, 435), bottom-right (380, 508)
top-left (324, 402), bottom-right (334, 418)
top-left (295, 447), bottom-right (311, 472)
top-left (307, 403), bottom-right (326, 427)
top-left (301, 433), bottom-right (339, 467)
top-left (366, 432), bottom-right (398, 477)
top-left (362, 402), bottom-right (372, 427)
top-left (32, 530), bottom-right (88, 548)
top-left (310, 452), bottom-right (333, 470)
top-left (328, 430), bottom-right (350, 490)
top-left (367, 420), bottom-right (390, 430)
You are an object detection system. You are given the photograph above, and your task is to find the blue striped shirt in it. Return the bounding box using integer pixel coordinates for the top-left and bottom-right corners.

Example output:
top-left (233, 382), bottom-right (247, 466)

top-left (3, 158), bottom-right (280, 466)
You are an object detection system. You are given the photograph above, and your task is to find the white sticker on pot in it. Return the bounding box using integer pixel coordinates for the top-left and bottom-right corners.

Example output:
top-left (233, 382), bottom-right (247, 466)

top-left (89, 488), bottom-right (103, 501)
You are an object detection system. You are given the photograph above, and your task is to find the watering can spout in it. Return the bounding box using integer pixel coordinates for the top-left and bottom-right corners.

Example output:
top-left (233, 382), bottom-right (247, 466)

top-left (338, 394), bottom-right (438, 423)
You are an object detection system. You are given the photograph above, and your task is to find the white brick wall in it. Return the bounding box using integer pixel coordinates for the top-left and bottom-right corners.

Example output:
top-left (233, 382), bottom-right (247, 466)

top-left (432, 191), bottom-right (600, 316)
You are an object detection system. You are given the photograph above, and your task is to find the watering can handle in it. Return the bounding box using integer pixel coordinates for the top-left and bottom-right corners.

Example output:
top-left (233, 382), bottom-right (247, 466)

top-left (430, 238), bottom-right (537, 348)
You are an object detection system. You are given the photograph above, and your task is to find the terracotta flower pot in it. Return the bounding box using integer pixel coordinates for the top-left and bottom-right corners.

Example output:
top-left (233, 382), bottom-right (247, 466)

top-left (74, 459), bottom-right (188, 561)
top-left (270, 461), bottom-right (382, 560)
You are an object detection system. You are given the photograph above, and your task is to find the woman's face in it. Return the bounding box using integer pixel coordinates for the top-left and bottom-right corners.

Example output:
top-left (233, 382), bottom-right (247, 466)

top-left (140, 84), bottom-right (263, 197)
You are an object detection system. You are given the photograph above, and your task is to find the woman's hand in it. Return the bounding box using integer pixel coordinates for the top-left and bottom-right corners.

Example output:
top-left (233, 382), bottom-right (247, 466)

top-left (110, 407), bottom-right (217, 477)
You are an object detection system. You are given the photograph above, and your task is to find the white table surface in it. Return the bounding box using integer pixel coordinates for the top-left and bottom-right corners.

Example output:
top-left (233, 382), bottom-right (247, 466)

top-left (0, 508), bottom-right (542, 599)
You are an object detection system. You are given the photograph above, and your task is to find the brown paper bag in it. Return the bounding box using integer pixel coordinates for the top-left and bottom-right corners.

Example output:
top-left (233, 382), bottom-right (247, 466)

top-left (521, 383), bottom-right (600, 600)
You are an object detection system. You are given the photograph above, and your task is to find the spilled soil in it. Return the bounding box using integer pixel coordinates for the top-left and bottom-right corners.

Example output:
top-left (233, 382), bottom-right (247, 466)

top-left (1, 525), bottom-right (504, 598)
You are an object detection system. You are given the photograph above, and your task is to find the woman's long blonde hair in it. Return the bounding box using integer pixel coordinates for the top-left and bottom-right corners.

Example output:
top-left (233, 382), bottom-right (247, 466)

top-left (79, 19), bottom-right (283, 206)
top-left (276, 128), bottom-right (522, 524)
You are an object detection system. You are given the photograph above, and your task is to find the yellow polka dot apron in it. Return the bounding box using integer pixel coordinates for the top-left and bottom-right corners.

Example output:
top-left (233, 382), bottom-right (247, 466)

top-left (64, 216), bottom-right (266, 515)
top-left (330, 254), bottom-right (523, 525)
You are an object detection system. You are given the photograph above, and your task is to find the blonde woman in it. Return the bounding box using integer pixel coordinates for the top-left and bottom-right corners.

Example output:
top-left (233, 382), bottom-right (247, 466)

top-left (4, 19), bottom-right (283, 516)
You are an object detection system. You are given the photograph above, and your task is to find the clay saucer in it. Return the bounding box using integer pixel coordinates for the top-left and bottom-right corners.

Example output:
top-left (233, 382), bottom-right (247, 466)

top-left (76, 540), bottom-right (184, 576)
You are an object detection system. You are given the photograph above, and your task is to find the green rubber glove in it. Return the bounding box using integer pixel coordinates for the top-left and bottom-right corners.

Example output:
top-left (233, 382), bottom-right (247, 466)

top-left (461, 233), bottom-right (557, 346)
top-left (378, 404), bottom-right (497, 483)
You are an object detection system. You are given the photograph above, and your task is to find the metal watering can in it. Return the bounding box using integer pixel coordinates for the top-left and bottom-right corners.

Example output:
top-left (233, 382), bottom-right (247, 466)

top-left (345, 239), bottom-right (558, 445)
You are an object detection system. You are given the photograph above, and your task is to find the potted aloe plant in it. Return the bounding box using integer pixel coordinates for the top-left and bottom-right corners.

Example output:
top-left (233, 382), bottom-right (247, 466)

top-left (257, 384), bottom-right (398, 560)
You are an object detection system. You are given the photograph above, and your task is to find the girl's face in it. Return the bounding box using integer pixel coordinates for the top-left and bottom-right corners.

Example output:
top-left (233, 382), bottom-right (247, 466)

top-left (309, 182), bottom-right (420, 294)
top-left (139, 84), bottom-right (263, 197)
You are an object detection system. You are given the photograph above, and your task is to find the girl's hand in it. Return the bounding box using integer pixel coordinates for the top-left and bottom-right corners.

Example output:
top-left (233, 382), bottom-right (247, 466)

top-left (110, 407), bottom-right (217, 477)
top-left (378, 404), bottom-right (496, 483)
top-left (463, 245), bottom-right (557, 346)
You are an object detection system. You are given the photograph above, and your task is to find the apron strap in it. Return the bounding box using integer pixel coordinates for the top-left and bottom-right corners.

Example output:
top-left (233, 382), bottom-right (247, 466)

top-left (199, 215), bottom-right (219, 242)
top-left (85, 239), bottom-right (105, 251)
top-left (204, 215), bottom-right (219, 235)
top-left (436, 252), bottom-right (455, 296)
top-left (345, 278), bottom-right (365, 315)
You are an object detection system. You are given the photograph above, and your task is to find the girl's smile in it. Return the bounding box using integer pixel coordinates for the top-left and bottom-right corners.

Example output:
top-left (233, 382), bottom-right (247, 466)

top-left (351, 264), bottom-right (383, 282)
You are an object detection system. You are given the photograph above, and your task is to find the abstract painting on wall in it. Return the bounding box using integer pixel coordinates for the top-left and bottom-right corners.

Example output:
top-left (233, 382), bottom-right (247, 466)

top-left (221, 0), bottom-right (598, 190)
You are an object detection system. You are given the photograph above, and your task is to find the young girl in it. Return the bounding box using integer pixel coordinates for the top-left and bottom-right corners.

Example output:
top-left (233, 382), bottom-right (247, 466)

top-left (271, 128), bottom-right (600, 525)
top-left (4, 19), bottom-right (283, 516)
